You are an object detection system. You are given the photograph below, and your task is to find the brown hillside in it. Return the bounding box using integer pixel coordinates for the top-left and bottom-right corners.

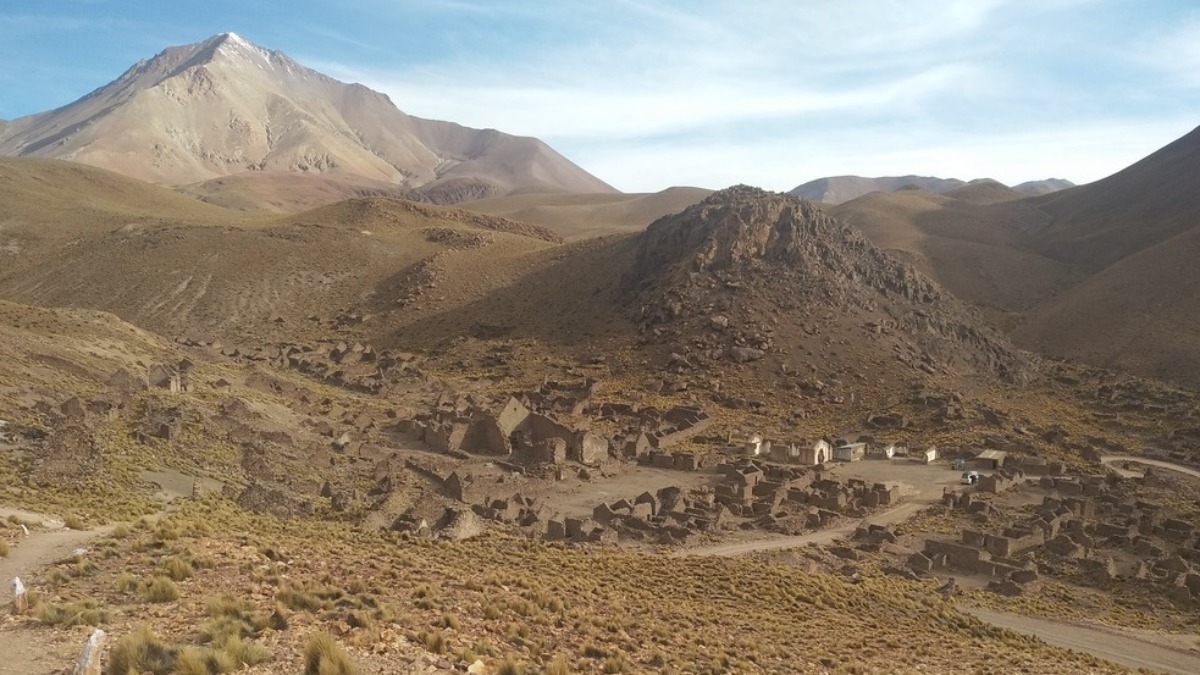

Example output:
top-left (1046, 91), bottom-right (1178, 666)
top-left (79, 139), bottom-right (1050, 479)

top-left (0, 300), bottom-right (177, 411)
top-left (0, 157), bottom-right (251, 267)
top-left (461, 187), bottom-right (712, 240)
top-left (1028, 123), bottom-right (1200, 271)
top-left (830, 189), bottom-right (1080, 315)
top-left (1013, 223), bottom-right (1200, 385)
top-left (179, 172), bottom-right (414, 213)
top-left (945, 179), bottom-right (1025, 204)
top-left (0, 194), bottom-right (560, 344)
top-left (788, 175), bottom-right (967, 204)
top-left (622, 186), bottom-right (1031, 394)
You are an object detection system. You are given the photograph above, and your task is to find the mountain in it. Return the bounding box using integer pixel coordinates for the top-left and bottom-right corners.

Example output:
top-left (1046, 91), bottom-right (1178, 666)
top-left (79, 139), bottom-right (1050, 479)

top-left (460, 186), bottom-right (713, 241)
top-left (1025, 124), bottom-right (1200, 272)
top-left (622, 186), bottom-right (1031, 389)
top-left (944, 179), bottom-right (1025, 204)
top-left (789, 175), bottom-right (1074, 205)
top-left (829, 187), bottom-right (1079, 317)
top-left (812, 124), bottom-right (1200, 388)
top-left (1013, 178), bottom-right (1074, 196)
top-left (0, 32), bottom-right (614, 202)
top-left (1008, 123), bottom-right (1200, 383)
top-left (788, 175), bottom-right (967, 204)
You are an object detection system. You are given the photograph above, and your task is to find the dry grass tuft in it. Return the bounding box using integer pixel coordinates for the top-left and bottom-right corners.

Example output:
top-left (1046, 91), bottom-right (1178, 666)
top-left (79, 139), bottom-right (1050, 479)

top-left (35, 598), bottom-right (109, 627)
top-left (141, 575), bottom-right (180, 603)
top-left (543, 654), bottom-right (571, 675)
top-left (303, 632), bottom-right (358, 675)
top-left (162, 555), bottom-right (194, 581)
top-left (107, 624), bottom-right (177, 675)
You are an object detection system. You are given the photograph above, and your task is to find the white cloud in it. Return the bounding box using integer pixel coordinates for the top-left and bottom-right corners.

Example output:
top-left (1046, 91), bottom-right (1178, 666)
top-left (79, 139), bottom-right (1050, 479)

top-left (293, 0), bottom-right (1195, 191)
top-left (1132, 16), bottom-right (1200, 88)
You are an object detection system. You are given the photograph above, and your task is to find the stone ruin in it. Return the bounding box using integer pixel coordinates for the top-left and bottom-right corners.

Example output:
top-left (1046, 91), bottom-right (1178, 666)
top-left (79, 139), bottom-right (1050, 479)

top-left (405, 385), bottom-right (720, 470)
top-left (517, 377), bottom-right (603, 417)
top-left (412, 396), bottom-right (611, 467)
top-left (921, 470), bottom-right (1200, 600)
top-left (176, 336), bottom-right (424, 395)
top-left (710, 459), bottom-right (898, 534)
top-left (588, 486), bottom-right (727, 544)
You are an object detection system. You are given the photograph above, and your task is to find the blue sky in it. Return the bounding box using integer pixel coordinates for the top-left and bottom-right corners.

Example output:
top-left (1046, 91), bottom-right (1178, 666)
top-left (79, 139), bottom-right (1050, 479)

top-left (1, 0), bottom-right (1198, 192)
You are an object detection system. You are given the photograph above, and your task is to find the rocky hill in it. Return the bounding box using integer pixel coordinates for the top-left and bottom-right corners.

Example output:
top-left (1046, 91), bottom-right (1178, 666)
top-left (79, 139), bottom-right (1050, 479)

top-left (623, 186), bottom-right (1031, 398)
top-left (0, 32), bottom-right (614, 203)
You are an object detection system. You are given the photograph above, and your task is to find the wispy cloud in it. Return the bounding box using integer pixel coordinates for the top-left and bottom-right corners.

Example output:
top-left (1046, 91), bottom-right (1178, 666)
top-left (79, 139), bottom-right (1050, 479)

top-left (2, 0), bottom-right (1195, 190)
top-left (1132, 15), bottom-right (1200, 88)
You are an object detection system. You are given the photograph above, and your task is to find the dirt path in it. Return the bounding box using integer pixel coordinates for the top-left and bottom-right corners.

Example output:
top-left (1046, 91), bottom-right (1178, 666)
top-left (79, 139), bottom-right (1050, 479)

top-left (677, 499), bottom-right (931, 557)
top-left (1101, 455), bottom-right (1200, 480)
top-left (965, 607), bottom-right (1200, 675)
top-left (0, 509), bottom-right (114, 675)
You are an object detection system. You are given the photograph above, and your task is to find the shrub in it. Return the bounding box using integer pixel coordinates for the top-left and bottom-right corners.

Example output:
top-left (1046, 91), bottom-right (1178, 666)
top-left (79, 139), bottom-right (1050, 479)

top-left (115, 572), bottom-right (139, 593)
top-left (268, 602), bottom-right (290, 630)
top-left (107, 624), bottom-right (176, 675)
top-left (63, 514), bottom-right (86, 530)
top-left (212, 634), bottom-right (273, 668)
top-left (278, 588), bottom-right (326, 612)
top-left (172, 647), bottom-right (211, 675)
top-left (43, 567), bottom-right (71, 587)
top-left (497, 657), bottom-right (526, 675)
top-left (423, 631), bottom-right (448, 654)
top-left (206, 593), bottom-right (254, 618)
top-left (582, 643), bottom-right (609, 659)
top-left (544, 654), bottom-right (571, 675)
top-left (112, 523), bottom-right (131, 538)
top-left (72, 558), bottom-right (99, 577)
top-left (601, 654), bottom-right (627, 673)
top-left (0, 539), bottom-right (8, 558)
top-left (35, 599), bottom-right (109, 627)
top-left (303, 632), bottom-right (357, 675)
top-left (162, 556), bottom-right (194, 581)
top-left (141, 576), bottom-right (180, 603)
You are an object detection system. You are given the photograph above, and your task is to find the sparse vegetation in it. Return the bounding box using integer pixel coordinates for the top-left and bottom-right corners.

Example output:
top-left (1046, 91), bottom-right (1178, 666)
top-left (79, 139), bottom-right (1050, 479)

top-left (107, 624), bottom-right (177, 675)
top-left (35, 598), bottom-right (108, 626)
top-left (162, 555), bottom-right (194, 581)
top-left (3, 165), bottom-right (1194, 675)
top-left (141, 576), bottom-right (180, 603)
top-left (303, 632), bottom-right (357, 675)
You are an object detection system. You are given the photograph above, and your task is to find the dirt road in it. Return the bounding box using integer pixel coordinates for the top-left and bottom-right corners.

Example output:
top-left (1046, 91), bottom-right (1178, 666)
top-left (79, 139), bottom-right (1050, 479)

top-left (0, 509), bottom-right (113, 675)
top-left (965, 607), bottom-right (1200, 675)
top-left (677, 499), bottom-right (932, 557)
top-left (676, 456), bottom-right (1200, 674)
top-left (1101, 455), bottom-right (1200, 480)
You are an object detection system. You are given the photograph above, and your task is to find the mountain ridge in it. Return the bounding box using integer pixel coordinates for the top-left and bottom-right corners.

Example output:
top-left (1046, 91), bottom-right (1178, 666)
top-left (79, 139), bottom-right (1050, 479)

top-left (0, 32), bottom-right (614, 203)
top-left (789, 174), bottom-right (1074, 205)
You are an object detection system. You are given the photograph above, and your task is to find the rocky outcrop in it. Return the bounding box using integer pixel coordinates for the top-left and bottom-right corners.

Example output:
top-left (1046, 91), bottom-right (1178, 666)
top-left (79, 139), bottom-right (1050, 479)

top-left (623, 186), bottom-right (1031, 385)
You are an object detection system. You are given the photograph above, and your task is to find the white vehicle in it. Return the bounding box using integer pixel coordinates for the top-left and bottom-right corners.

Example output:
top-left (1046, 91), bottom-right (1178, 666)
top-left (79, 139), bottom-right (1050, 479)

top-left (960, 470), bottom-right (980, 485)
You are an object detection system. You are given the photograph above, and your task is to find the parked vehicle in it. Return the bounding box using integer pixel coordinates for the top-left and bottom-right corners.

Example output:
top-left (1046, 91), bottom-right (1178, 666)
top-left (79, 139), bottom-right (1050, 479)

top-left (960, 470), bottom-right (980, 485)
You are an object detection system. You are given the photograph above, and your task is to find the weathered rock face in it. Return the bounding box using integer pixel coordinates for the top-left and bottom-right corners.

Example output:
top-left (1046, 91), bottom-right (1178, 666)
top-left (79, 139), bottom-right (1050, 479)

top-left (623, 185), bottom-right (1031, 386)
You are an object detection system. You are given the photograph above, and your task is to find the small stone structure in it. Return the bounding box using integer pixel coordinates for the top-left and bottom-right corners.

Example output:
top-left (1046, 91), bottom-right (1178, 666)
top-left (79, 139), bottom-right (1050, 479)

top-left (71, 629), bottom-right (106, 675)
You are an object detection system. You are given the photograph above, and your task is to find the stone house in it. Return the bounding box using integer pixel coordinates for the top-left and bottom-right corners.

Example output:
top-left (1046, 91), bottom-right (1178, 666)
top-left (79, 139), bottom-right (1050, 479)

top-left (745, 434), bottom-right (769, 457)
top-left (772, 438), bottom-right (832, 466)
top-left (869, 442), bottom-right (902, 459)
top-left (833, 442), bottom-right (866, 462)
